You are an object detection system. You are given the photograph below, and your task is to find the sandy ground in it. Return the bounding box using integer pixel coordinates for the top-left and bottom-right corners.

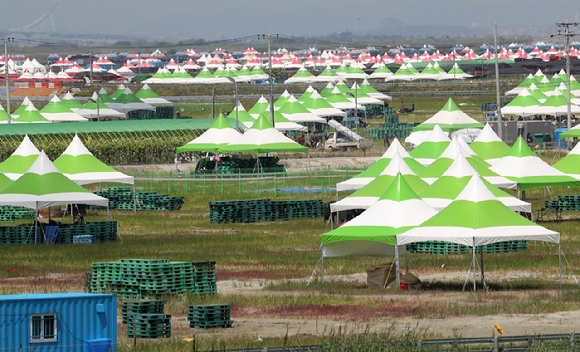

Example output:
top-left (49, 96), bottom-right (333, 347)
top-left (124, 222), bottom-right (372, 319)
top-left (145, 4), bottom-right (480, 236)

top-left (113, 156), bottom-right (380, 174)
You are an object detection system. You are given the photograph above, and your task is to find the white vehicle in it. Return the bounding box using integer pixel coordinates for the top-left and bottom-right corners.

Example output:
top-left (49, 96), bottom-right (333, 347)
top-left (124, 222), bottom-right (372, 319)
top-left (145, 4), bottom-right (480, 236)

top-left (325, 119), bottom-right (373, 152)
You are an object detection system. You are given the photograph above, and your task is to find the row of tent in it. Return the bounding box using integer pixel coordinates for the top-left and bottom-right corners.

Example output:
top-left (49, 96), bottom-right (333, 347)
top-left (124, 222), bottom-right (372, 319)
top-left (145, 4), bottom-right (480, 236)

top-left (0, 84), bottom-right (172, 123)
top-left (321, 115), bottom-right (580, 287)
top-left (0, 135), bottom-right (136, 232)
top-left (502, 69), bottom-right (580, 117)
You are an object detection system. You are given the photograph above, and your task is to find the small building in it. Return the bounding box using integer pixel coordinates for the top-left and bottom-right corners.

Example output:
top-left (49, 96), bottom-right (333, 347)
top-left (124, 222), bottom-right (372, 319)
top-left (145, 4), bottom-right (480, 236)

top-left (0, 292), bottom-right (117, 352)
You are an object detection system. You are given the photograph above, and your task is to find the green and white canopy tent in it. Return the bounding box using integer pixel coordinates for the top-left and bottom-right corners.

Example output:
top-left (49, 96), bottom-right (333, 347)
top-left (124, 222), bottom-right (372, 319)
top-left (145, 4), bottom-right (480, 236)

top-left (315, 66), bottom-right (340, 83)
top-left (368, 63), bottom-right (393, 79)
top-left (437, 63), bottom-right (473, 80)
top-left (336, 138), bottom-right (424, 191)
top-left (177, 113), bottom-right (242, 154)
top-left (506, 74), bottom-right (535, 95)
top-left (248, 96), bottom-right (270, 118)
top-left (0, 135), bottom-right (40, 181)
top-left (54, 135), bottom-right (134, 185)
top-left (333, 80), bottom-right (351, 94)
top-left (256, 110), bottom-right (308, 132)
top-left (528, 83), bottom-right (548, 103)
top-left (97, 88), bottom-right (115, 104)
top-left (358, 79), bottom-right (392, 100)
top-left (412, 98), bottom-right (484, 132)
top-left (297, 85), bottom-right (316, 102)
top-left (533, 88), bottom-right (580, 116)
top-left (0, 150), bottom-right (109, 242)
top-left (322, 173), bottom-right (437, 258)
top-left (136, 84), bottom-right (174, 106)
top-left (11, 96), bottom-right (33, 118)
top-left (397, 173), bottom-right (560, 290)
top-left (553, 142), bottom-right (580, 179)
top-left (418, 153), bottom-right (531, 213)
top-left (325, 87), bottom-right (365, 110)
top-left (489, 136), bottom-right (580, 190)
top-left (40, 96), bottom-right (88, 122)
top-left (348, 83), bottom-right (385, 105)
top-left (226, 102), bottom-right (257, 129)
top-left (61, 92), bottom-right (84, 110)
top-left (278, 96), bottom-right (326, 123)
top-left (470, 123), bottom-right (511, 165)
top-left (301, 91), bottom-right (347, 117)
top-left (320, 83), bottom-right (336, 98)
top-left (111, 84), bottom-right (127, 99)
top-left (417, 63), bottom-right (443, 80)
top-left (273, 90), bottom-right (292, 109)
top-left (285, 66), bottom-right (317, 84)
top-left (107, 88), bottom-right (156, 113)
top-left (331, 151), bottom-right (428, 213)
top-left (417, 135), bottom-right (517, 189)
top-left (74, 92), bottom-right (126, 119)
top-left (13, 103), bottom-right (50, 124)
top-left (408, 124), bottom-right (451, 166)
top-left (500, 89), bottom-right (541, 117)
top-left (218, 114), bottom-right (308, 155)
top-left (386, 63), bottom-right (415, 82)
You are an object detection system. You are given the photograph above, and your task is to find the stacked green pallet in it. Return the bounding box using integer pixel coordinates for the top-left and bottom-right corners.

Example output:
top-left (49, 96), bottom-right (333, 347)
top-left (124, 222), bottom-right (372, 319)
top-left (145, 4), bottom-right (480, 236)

top-left (128, 106), bottom-right (175, 120)
top-left (195, 156), bottom-right (286, 175)
top-left (406, 240), bottom-right (528, 255)
top-left (188, 304), bottom-right (232, 329)
top-left (0, 226), bottom-right (36, 245)
top-left (90, 259), bottom-right (216, 298)
top-left (192, 261), bottom-right (217, 295)
top-left (122, 300), bottom-right (165, 324)
top-left (0, 206), bottom-right (35, 222)
top-left (550, 195), bottom-right (580, 211)
top-left (91, 188), bottom-right (184, 211)
top-left (0, 222), bottom-right (117, 246)
top-left (127, 313), bottom-right (171, 339)
top-left (209, 199), bottom-right (324, 224)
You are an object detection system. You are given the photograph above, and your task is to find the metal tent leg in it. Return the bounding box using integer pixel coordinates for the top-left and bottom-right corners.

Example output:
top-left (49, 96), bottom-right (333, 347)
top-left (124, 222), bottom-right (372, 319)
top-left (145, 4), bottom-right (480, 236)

top-left (405, 251), bottom-right (408, 274)
top-left (395, 241), bottom-right (401, 288)
top-left (559, 242), bottom-right (563, 288)
top-left (321, 255), bottom-right (324, 285)
top-left (473, 245), bottom-right (477, 292)
top-left (481, 246), bottom-right (486, 290)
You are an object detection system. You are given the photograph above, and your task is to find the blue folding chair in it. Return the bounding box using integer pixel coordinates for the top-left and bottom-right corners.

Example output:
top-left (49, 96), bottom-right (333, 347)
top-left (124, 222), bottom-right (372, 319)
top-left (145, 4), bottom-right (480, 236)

top-left (43, 226), bottom-right (59, 245)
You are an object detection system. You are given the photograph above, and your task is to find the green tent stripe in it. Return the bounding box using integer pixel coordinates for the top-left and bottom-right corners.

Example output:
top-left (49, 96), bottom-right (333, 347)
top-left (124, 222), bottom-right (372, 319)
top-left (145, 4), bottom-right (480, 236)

top-left (470, 141), bottom-right (511, 160)
top-left (2, 172), bottom-right (91, 195)
top-left (419, 200), bottom-right (534, 228)
top-left (412, 123), bottom-right (484, 132)
top-left (409, 141), bottom-right (450, 159)
top-left (53, 154), bottom-right (121, 174)
top-left (0, 155), bottom-right (39, 174)
top-left (321, 226), bottom-right (405, 245)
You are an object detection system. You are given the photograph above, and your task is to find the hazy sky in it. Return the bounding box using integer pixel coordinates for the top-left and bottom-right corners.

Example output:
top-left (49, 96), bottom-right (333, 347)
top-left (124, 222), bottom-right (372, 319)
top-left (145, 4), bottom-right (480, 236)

top-left (1, 0), bottom-right (578, 40)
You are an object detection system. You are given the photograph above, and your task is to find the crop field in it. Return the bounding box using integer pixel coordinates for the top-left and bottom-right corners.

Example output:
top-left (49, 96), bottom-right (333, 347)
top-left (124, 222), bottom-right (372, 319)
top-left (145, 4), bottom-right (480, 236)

top-left (2, 93), bottom-right (580, 350)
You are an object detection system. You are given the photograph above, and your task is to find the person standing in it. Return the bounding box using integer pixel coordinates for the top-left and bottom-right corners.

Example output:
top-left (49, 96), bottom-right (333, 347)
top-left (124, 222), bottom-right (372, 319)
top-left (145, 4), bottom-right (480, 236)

top-left (384, 131), bottom-right (390, 147)
top-left (412, 102), bottom-right (415, 112)
top-left (400, 101), bottom-right (404, 112)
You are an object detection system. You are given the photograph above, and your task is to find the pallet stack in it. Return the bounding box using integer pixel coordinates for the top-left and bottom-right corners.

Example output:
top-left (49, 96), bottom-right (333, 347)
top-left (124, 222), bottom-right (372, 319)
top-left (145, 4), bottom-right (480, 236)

top-left (128, 106), bottom-right (175, 120)
top-left (0, 221), bottom-right (117, 246)
top-left (127, 313), bottom-right (171, 339)
top-left (0, 206), bottom-right (35, 222)
top-left (192, 261), bottom-right (217, 294)
top-left (90, 187), bottom-right (184, 211)
top-left (406, 240), bottom-right (528, 255)
top-left (122, 300), bottom-right (165, 324)
top-left (188, 304), bottom-right (232, 330)
top-left (90, 259), bottom-right (217, 298)
top-left (194, 156), bottom-right (286, 175)
top-left (209, 199), bottom-right (324, 223)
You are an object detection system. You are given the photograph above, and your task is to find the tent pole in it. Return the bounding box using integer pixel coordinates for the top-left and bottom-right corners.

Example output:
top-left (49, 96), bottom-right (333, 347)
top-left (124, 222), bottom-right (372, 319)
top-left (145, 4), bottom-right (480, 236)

top-left (480, 245), bottom-right (486, 290)
top-left (307, 151), bottom-right (310, 173)
top-left (473, 244), bottom-right (477, 292)
top-left (321, 254), bottom-right (324, 285)
top-left (133, 182), bottom-right (136, 214)
top-left (517, 184), bottom-right (521, 200)
top-left (559, 242), bottom-right (562, 288)
top-left (405, 251), bottom-right (408, 274)
top-left (107, 206), bottom-right (110, 221)
top-left (35, 209), bottom-right (38, 244)
top-left (395, 241), bottom-right (401, 288)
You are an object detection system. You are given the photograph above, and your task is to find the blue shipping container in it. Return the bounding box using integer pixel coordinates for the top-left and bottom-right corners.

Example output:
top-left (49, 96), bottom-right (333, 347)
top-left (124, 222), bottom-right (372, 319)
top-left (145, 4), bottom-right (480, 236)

top-left (0, 292), bottom-right (116, 352)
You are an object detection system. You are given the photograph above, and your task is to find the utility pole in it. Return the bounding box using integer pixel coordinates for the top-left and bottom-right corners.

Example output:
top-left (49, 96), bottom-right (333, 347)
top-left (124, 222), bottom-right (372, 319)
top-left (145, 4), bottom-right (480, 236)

top-left (4, 37), bottom-right (14, 124)
top-left (494, 23), bottom-right (502, 140)
top-left (555, 20), bottom-right (579, 132)
top-left (89, 41), bottom-right (93, 86)
top-left (260, 34), bottom-right (277, 127)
